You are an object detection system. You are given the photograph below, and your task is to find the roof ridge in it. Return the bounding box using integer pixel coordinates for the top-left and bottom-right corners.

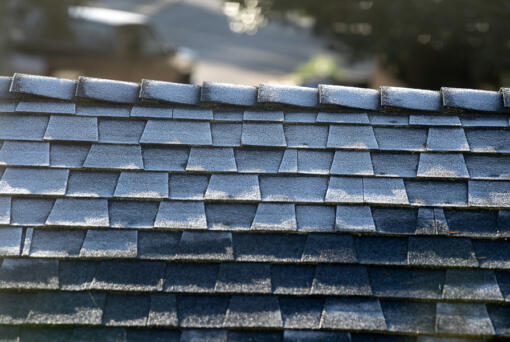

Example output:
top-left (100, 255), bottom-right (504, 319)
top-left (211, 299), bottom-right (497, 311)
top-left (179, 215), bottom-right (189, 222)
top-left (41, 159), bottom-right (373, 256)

top-left (2, 73), bottom-right (509, 113)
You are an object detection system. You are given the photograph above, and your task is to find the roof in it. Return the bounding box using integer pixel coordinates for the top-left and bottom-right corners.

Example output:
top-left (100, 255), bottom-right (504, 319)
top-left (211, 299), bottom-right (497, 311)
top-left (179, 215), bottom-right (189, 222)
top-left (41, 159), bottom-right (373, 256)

top-left (0, 72), bottom-right (510, 341)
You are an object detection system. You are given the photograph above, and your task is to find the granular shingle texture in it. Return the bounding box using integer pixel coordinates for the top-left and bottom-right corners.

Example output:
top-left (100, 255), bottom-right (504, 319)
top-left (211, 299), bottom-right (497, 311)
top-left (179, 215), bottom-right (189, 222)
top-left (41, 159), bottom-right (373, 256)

top-left (1, 74), bottom-right (509, 341)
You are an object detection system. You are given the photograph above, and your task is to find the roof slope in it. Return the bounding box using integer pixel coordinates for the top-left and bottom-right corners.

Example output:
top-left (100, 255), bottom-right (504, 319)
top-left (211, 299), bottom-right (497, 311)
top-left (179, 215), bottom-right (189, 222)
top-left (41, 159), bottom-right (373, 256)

top-left (0, 73), bottom-right (510, 341)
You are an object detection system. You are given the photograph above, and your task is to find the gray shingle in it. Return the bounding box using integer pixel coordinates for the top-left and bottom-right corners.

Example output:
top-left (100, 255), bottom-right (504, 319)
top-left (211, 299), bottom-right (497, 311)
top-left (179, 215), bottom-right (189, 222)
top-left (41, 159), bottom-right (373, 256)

top-left (325, 176), bottom-right (363, 203)
top-left (130, 105), bottom-right (172, 118)
top-left (98, 119), bottom-right (145, 144)
top-left (443, 209), bottom-right (498, 236)
top-left (330, 150), bottom-right (374, 175)
top-left (10, 198), bottom-right (54, 226)
top-left (251, 203), bottom-right (297, 231)
top-left (284, 331), bottom-right (350, 342)
top-left (336, 205), bottom-right (375, 232)
top-left (44, 116), bottom-right (98, 142)
top-left (316, 112), bottom-right (370, 124)
top-left (169, 174), bottom-right (209, 200)
top-left (258, 83), bottom-right (318, 108)
top-left (321, 298), bottom-right (386, 330)
top-left (461, 114), bottom-right (509, 127)
top-left (186, 148), bottom-right (236, 172)
top-left (66, 171), bottom-right (119, 197)
top-left (279, 297), bottom-right (323, 329)
top-left (0, 101), bottom-right (15, 113)
top-left (205, 174), bottom-right (260, 201)
top-left (302, 234), bottom-right (357, 263)
top-left (327, 125), bottom-right (378, 149)
top-left (405, 180), bottom-right (467, 206)
top-left (296, 205), bottom-right (335, 232)
top-left (278, 149), bottom-right (297, 173)
top-left (416, 208), bottom-right (449, 235)
top-left (443, 269), bottom-right (503, 300)
top-left (177, 231), bottom-right (233, 260)
top-left (0, 114), bottom-right (48, 141)
top-left (496, 272), bottom-right (510, 300)
top-left (215, 263), bottom-right (271, 293)
top-left (201, 82), bottom-right (257, 106)
top-left (0, 141), bottom-right (49, 166)
top-left (211, 123), bottom-right (242, 146)
top-left (177, 295), bottom-right (229, 328)
top-left (138, 231), bottom-right (180, 260)
top-left (0, 259), bottom-right (59, 289)
top-left (465, 155), bottom-right (510, 179)
top-left (15, 100), bottom-right (75, 114)
top-left (84, 144), bottom-right (143, 169)
top-left (260, 176), bottom-right (328, 202)
top-left (50, 143), bottom-right (90, 168)
top-left (70, 327), bottom-right (127, 342)
top-left (435, 302), bottom-right (494, 335)
top-left (371, 152), bottom-right (418, 177)
top-left (92, 261), bottom-right (164, 291)
top-left (369, 268), bottom-right (444, 299)
top-left (241, 123), bottom-right (286, 147)
top-left (427, 128), bottom-right (469, 151)
top-left (355, 236), bottom-right (408, 265)
top-left (319, 84), bottom-right (380, 110)
top-left (374, 127), bottom-right (427, 151)
top-left (408, 237), bottom-right (478, 267)
top-left (206, 203), bottom-right (256, 230)
top-left (155, 201), bottom-right (207, 229)
top-left (143, 146), bottom-right (189, 171)
top-left (103, 295), bottom-right (150, 326)
top-left (114, 171), bottom-right (168, 199)
top-left (147, 294), bottom-right (178, 327)
top-left (233, 233), bottom-right (305, 262)
top-left (164, 263), bottom-right (218, 293)
top-left (503, 87), bottom-right (510, 107)
top-left (372, 207), bottom-right (417, 234)
top-left (0, 168), bottom-right (68, 195)
top-left (0, 326), bottom-right (18, 341)
top-left (140, 120), bottom-right (212, 145)
top-left (213, 110), bottom-right (243, 122)
top-left (297, 150), bottom-right (332, 174)
top-left (21, 227), bottom-right (32, 256)
top-left (0, 292), bottom-right (34, 324)
top-left (473, 240), bottom-right (510, 269)
top-left (369, 113), bottom-right (409, 126)
top-left (180, 329), bottom-right (227, 342)
top-left (29, 229), bottom-right (85, 257)
top-left (173, 108), bottom-right (213, 120)
top-left (0, 228), bottom-right (22, 256)
top-left (417, 153), bottom-right (468, 178)
top-left (363, 177), bottom-right (409, 204)
top-left (0, 76), bottom-right (15, 99)
top-left (235, 148), bottom-right (283, 173)
top-left (80, 229), bottom-right (137, 257)
top-left (76, 76), bottom-right (139, 103)
top-left (109, 201), bottom-right (158, 228)
top-left (442, 87), bottom-right (505, 112)
top-left (284, 124), bottom-right (328, 148)
top-left (381, 86), bottom-right (442, 111)
top-left (465, 129), bottom-right (510, 153)
top-left (244, 110), bottom-right (284, 122)
top-left (224, 295), bottom-right (282, 328)
top-left (284, 112), bottom-right (317, 123)
top-left (140, 79), bottom-right (200, 105)
top-left (487, 304), bottom-right (510, 337)
top-left (410, 114), bottom-right (461, 126)
top-left (76, 103), bottom-right (130, 117)
top-left (46, 199), bottom-right (109, 227)
top-left (381, 301), bottom-right (435, 334)
top-left (272, 265), bottom-right (314, 295)
top-left (469, 180), bottom-right (510, 207)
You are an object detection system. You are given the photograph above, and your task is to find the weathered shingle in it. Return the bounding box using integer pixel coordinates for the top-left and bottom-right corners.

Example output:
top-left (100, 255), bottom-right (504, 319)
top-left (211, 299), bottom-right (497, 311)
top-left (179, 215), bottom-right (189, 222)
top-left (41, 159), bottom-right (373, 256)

top-left (186, 148), bottom-right (236, 172)
top-left (201, 82), bottom-right (257, 106)
top-left (50, 143), bottom-right (90, 168)
top-left (325, 176), bottom-right (363, 203)
top-left (258, 83), bottom-right (318, 108)
top-left (103, 294), bottom-right (150, 326)
top-left (0, 168), bottom-right (68, 195)
top-left (381, 301), bottom-right (435, 334)
top-left (0, 259), bottom-right (59, 289)
top-left (297, 150), bottom-right (333, 174)
top-left (0, 197), bottom-right (10, 224)
top-left (140, 79), bottom-right (200, 105)
top-left (461, 114), bottom-right (509, 127)
top-left (381, 86), bottom-right (442, 111)
top-left (241, 123), bottom-right (286, 147)
top-left (417, 153), bottom-right (469, 178)
top-left (76, 103), bottom-right (130, 117)
top-left (487, 304), bottom-right (510, 337)
top-left (302, 234), bottom-right (357, 263)
top-left (335, 205), bottom-right (375, 232)
top-left (233, 233), bottom-right (305, 261)
top-left (442, 87), bottom-right (505, 112)
top-left (260, 176), bottom-right (328, 202)
top-left (443, 209), bottom-right (498, 236)
top-left (84, 144), bottom-right (143, 169)
top-left (173, 107), bottom-right (213, 120)
top-left (0, 141), bottom-right (49, 166)
top-left (371, 152), bottom-right (418, 177)
top-left (114, 172), bottom-right (168, 199)
top-left (284, 112), bottom-right (317, 123)
top-left (321, 298), bottom-right (386, 330)
top-left (206, 203), bottom-right (256, 230)
top-left (363, 177), bottom-right (409, 205)
top-left (443, 269), bottom-right (503, 300)
top-left (177, 231), bottom-right (233, 260)
top-left (372, 207), bottom-right (417, 234)
top-left (284, 331), bottom-right (351, 342)
top-left (130, 105), bottom-right (172, 118)
top-left (214, 110), bottom-right (243, 122)
top-left (319, 84), bottom-right (380, 110)
top-left (251, 203), bottom-right (297, 231)
top-left (427, 128), bottom-right (469, 151)
top-left (169, 174), bottom-right (209, 200)
top-left (235, 148), bottom-right (283, 173)
top-left (10, 198), bottom-right (54, 226)
top-left (278, 149), bottom-right (297, 173)
top-left (469, 180), bottom-right (510, 207)
top-left (92, 261), bottom-right (164, 291)
top-left (284, 124), bottom-right (328, 148)
top-left (327, 125), bottom-right (378, 149)
top-left (138, 231), bottom-right (180, 260)
top-left (98, 119), bottom-right (145, 144)
top-left (142, 146), bottom-right (189, 171)
top-left (76, 76), bottom-right (139, 103)
top-left (205, 174), bottom-right (260, 201)
top-left (177, 295), bottom-right (229, 328)
top-left (272, 265), bottom-right (315, 295)
top-left (140, 120), bottom-right (212, 145)
top-left (465, 155), bottom-right (510, 179)
top-left (80, 229), bottom-right (137, 258)
top-left (355, 236), bottom-right (408, 265)
top-left (0, 114), bottom-right (49, 141)
top-left (46, 198), bottom-right (109, 227)
top-left (0, 227), bottom-right (22, 256)
top-left (66, 171), bottom-right (119, 197)
top-left (29, 229), bottom-right (85, 257)
top-left (279, 297), bottom-right (323, 329)
top-left (369, 113), bottom-right (409, 126)
top-left (473, 240), bottom-right (510, 269)
top-left (147, 294), bottom-right (178, 327)
top-left (330, 150), bottom-right (374, 175)
top-left (224, 295), bottom-right (282, 328)
top-left (244, 110), bottom-right (284, 122)
top-left (374, 127), bottom-right (427, 151)
top-left (410, 114), bottom-right (461, 126)
top-left (109, 201), bottom-right (159, 228)
top-left (296, 205), bottom-right (335, 232)
top-left (405, 180), bottom-right (467, 206)
top-left (465, 129), bottom-right (510, 153)
top-left (369, 268), bottom-right (444, 299)
top-left (44, 116), bottom-right (98, 142)
top-left (215, 263), bottom-right (271, 293)
top-left (316, 112), bottom-right (370, 124)
top-left (435, 302), bottom-right (494, 335)
top-left (154, 201), bottom-right (207, 229)
top-left (211, 123), bottom-right (242, 146)
top-left (408, 237), bottom-right (478, 267)
top-left (164, 263), bottom-right (218, 293)
top-left (16, 100), bottom-right (75, 114)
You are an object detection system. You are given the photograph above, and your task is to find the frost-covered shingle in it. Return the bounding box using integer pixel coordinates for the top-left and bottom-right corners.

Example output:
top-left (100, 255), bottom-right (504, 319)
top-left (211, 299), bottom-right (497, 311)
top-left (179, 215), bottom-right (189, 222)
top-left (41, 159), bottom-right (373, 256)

top-left (435, 302), bottom-right (494, 335)
top-left (443, 269), bottom-right (503, 301)
top-left (335, 205), bottom-right (375, 232)
top-left (211, 123), bottom-right (242, 146)
top-left (215, 263), bottom-right (271, 293)
top-left (186, 148), bottom-right (236, 172)
top-left (296, 205), bottom-right (335, 232)
top-left (28, 229), bottom-right (85, 257)
top-left (109, 201), bottom-right (158, 229)
top-left (465, 129), bottom-right (510, 153)
top-left (381, 86), bottom-right (442, 111)
top-left (0, 168), bottom-right (68, 195)
top-left (205, 174), bottom-right (260, 201)
top-left (206, 203), bottom-right (256, 230)
top-left (10, 198), bottom-right (54, 226)
top-left (177, 231), bottom-right (233, 260)
top-left (327, 125), bottom-right (378, 149)
top-left (410, 114), bottom-right (461, 126)
top-left (140, 79), bottom-right (200, 105)
top-left (408, 237), bottom-right (478, 267)
top-left (201, 82), bottom-right (257, 106)
top-left (114, 172), bottom-right (168, 199)
top-left (235, 149), bottom-right (283, 173)
top-left (84, 144), bottom-right (143, 169)
top-left (224, 295), bottom-right (282, 328)
top-left (46, 199), bottom-right (109, 227)
top-left (316, 112), bottom-right (370, 124)
top-left (10, 73), bottom-right (76, 100)
top-left (405, 180), bottom-right (467, 206)
top-left (465, 155), bottom-right (510, 179)
top-left (371, 152), bottom-right (418, 177)
top-left (130, 105), bottom-right (172, 118)
top-left (0, 141), bottom-right (49, 166)
top-left (258, 83), bottom-right (318, 108)
top-left (0, 197), bottom-right (11, 225)
top-left (169, 174), bottom-right (209, 200)
top-left (442, 87), bottom-right (504, 112)
top-left (243, 110), bottom-right (284, 122)
top-left (50, 143), bottom-right (90, 168)
top-left (44, 116), bottom-right (98, 142)
top-left (297, 150), bottom-right (333, 174)
top-left (140, 120), bottom-right (212, 145)
top-left (173, 108), bottom-right (213, 120)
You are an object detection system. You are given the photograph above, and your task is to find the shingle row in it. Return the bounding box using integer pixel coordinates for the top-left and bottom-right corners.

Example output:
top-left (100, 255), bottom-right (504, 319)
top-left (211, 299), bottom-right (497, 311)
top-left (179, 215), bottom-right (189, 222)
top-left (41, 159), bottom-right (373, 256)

top-left (0, 289), bottom-right (507, 336)
top-left (6, 74), bottom-right (510, 113)
top-left (2, 229), bottom-right (510, 269)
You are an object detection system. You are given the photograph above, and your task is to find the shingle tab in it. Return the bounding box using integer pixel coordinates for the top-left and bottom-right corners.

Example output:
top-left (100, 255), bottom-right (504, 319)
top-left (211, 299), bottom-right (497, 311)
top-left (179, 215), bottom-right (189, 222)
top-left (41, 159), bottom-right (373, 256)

top-left (0, 168), bottom-right (68, 195)
top-left (46, 198), bottom-right (109, 227)
top-left (355, 236), bottom-right (408, 265)
top-left (76, 103), bottom-right (130, 117)
top-left (206, 203), bottom-right (256, 230)
top-left (92, 261), bottom-right (164, 291)
top-left (372, 207), bottom-right (417, 234)
top-left (114, 171), bottom-right (168, 199)
top-left (0, 228), bottom-right (22, 256)
top-left (84, 144), bottom-right (143, 169)
top-left (487, 304), bottom-right (510, 337)
top-left (465, 129), bottom-right (510, 153)
top-left (465, 155), bottom-right (510, 180)
top-left (201, 82), bottom-right (257, 106)
top-left (147, 294), bottom-right (178, 326)
top-left (284, 331), bottom-right (350, 342)
top-left (443, 269), bottom-right (502, 300)
top-left (140, 79), bottom-right (200, 105)
top-left (109, 201), bottom-right (159, 228)
top-left (251, 203), bottom-right (297, 231)
top-left (173, 107), bottom-right (213, 120)
top-left (297, 150), bottom-right (332, 174)
top-left (0, 197), bottom-right (9, 224)
top-left (335, 205), bottom-right (375, 232)
top-left (164, 263), bottom-right (218, 293)
top-left (233, 233), bottom-right (305, 261)
top-left (435, 302), bottom-right (494, 335)
top-left (272, 265), bottom-right (314, 295)
top-left (186, 148), bottom-right (236, 172)
top-left (142, 146), bottom-right (189, 171)
top-left (302, 234), bottom-right (357, 262)
top-left (50, 143), bottom-right (90, 168)
top-left (381, 86), bottom-right (442, 111)
top-left (224, 295), bottom-right (282, 328)
top-left (473, 240), bottom-right (510, 269)
top-left (215, 263), bottom-right (271, 293)
top-left (443, 209), bottom-right (498, 236)
top-left (408, 237), bottom-right (478, 267)
top-left (416, 208), bottom-right (448, 235)
top-left (374, 127), bottom-right (427, 151)
top-left (284, 112), bottom-right (317, 123)
top-left (325, 176), bottom-right (363, 203)
top-left (177, 231), bottom-right (233, 260)
top-left (284, 125), bottom-right (328, 148)
top-left (241, 123), bottom-right (286, 147)
top-left (405, 180), bottom-right (467, 206)
top-left (410, 114), bottom-right (461, 126)
top-left (98, 119), bottom-right (145, 144)
top-left (76, 76), bottom-right (139, 103)
top-left (211, 123), bottom-right (242, 146)
top-left (205, 174), bottom-right (260, 201)
top-left (154, 201), bottom-right (207, 229)
top-left (278, 149), bottom-right (297, 173)
top-left (427, 128), bottom-right (469, 151)
top-left (80, 229), bottom-right (137, 257)
top-left (442, 87), bottom-right (505, 112)
top-left (330, 151), bottom-right (374, 175)
top-left (10, 198), bottom-right (54, 226)
top-left (260, 176), bottom-right (328, 202)
top-left (461, 114), bottom-right (509, 127)
top-left (417, 153), bottom-right (468, 178)
top-left (321, 298), bottom-right (386, 330)
top-left (279, 297), bottom-right (323, 329)
top-left (369, 268), bottom-right (444, 299)
top-left (130, 105), bottom-right (172, 118)
top-left (138, 231), bottom-right (180, 260)
top-left (103, 294), bottom-right (150, 326)
top-left (327, 125), bottom-right (378, 149)
top-left (319, 84), bottom-right (380, 110)
top-left (363, 177), bottom-right (409, 204)
top-left (369, 113), bottom-right (409, 126)
top-left (0, 114), bottom-right (49, 141)
top-left (381, 301), bottom-right (435, 334)
top-left (10, 73), bottom-right (76, 100)
top-left (296, 205), bottom-right (335, 232)
top-left (244, 110), bottom-right (284, 122)
top-left (316, 112), bottom-right (370, 124)
top-left (0, 259), bottom-right (59, 289)
top-left (0, 141), bottom-right (49, 166)
top-left (177, 295), bottom-right (229, 328)
top-left (235, 148), bottom-right (283, 173)
top-left (469, 180), bottom-right (510, 207)
top-left (140, 120), bottom-right (212, 145)
top-left (503, 87), bottom-right (510, 107)
top-left (214, 110), bottom-right (243, 122)
top-left (66, 171), bottom-right (119, 197)
top-left (16, 100), bottom-right (75, 114)
top-left (180, 329), bottom-right (227, 342)
top-left (258, 83), bottom-right (318, 108)
top-left (29, 229), bottom-right (85, 257)
top-left (0, 76), bottom-right (15, 99)
top-left (169, 174), bottom-right (209, 200)
top-left (371, 152), bottom-right (418, 177)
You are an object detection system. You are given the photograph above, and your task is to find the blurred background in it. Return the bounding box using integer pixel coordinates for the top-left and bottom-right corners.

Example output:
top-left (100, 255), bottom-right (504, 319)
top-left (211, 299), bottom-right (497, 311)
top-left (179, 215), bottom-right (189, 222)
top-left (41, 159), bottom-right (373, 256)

top-left (0, 0), bottom-right (509, 89)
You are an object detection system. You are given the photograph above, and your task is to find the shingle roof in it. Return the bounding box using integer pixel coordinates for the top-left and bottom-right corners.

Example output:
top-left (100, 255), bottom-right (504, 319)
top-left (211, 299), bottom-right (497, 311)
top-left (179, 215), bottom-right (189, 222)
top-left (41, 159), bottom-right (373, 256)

top-left (0, 73), bottom-right (509, 341)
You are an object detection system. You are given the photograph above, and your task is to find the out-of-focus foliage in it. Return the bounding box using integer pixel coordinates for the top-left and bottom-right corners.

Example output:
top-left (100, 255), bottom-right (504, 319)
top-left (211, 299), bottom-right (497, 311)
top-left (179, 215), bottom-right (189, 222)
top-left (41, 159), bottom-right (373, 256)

top-left (231, 0), bottom-right (510, 89)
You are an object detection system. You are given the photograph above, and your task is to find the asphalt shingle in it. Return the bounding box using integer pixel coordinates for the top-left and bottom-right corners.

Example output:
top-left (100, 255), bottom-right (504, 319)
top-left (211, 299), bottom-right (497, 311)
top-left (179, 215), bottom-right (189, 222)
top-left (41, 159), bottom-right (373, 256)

top-left (76, 103), bottom-right (130, 117)
top-left (138, 231), bottom-right (181, 260)
top-left (284, 124), bottom-right (328, 148)
top-left (302, 234), bottom-right (357, 263)
top-left (84, 144), bottom-right (143, 169)
top-left (206, 203), bottom-right (256, 230)
top-left (186, 147), bottom-right (236, 172)
top-left (109, 201), bottom-right (159, 228)
top-left (0, 168), bottom-right (68, 195)
top-left (154, 201), bottom-right (207, 229)
top-left (50, 143), bottom-right (90, 168)
top-left (325, 176), bottom-right (363, 203)
top-left (76, 76), bottom-right (139, 103)
top-left (251, 203), bottom-right (297, 231)
top-left (147, 294), bottom-right (178, 327)
top-left (408, 237), bottom-right (478, 267)
top-left (410, 114), bottom-right (461, 126)
top-left (130, 105), bottom-right (172, 118)
top-left (205, 174), bottom-right (260, 201)
top-left (313, 264), bottom-right (371, 295)
top-left (0, 259), bottom-right (59, 289)
top-left (278, 149), bottom-right (297, 173)
top-left (405, 180), bottom-right (467, 206)
top-left (316, 112), bottom-right (370, 124)
top-left (0, 227), bottom-right (22, 256)
top-left (0, 114), bottom-right (49, 141)
top-left (435, 302), bottom-right (494, 335)
top-left (80, 229), bottom-right (137, 258)
top-left (169, 174), bottom-right (209, 200)
top-left (10, 73), bottom-right (76, 100)
top-left (335, 205), bottom-right (375, 232)
top-left (10, 198), bottom-right (54, 226)
top-left (244, 110), bottom-right (284, 121)
top-left (442, 87), bottom-right (505, 112)
top-left (233, 233), bottom-right (305, 261)
top-left (211, 123), bottom-right (242, 146)
top-left (443, 269), bottom-right (503, 300)
top-left (296, 205), bottom-right (335, 232)
top-left (469, 180), bottom-right (510, 207)
top-left (327, 125), bottom-right (378, 149)
top-left (465, 155), bottom-right (510, 179)
top-left (92, 261), bottom-right (164, 291)
top-left (465, 129), bottom-right (510, 153)
top-left (279, 297), bottom-right (323, 329)
top-left (98, 119), bottom-right (145, 144)
top-left (297, 150), bottom-right (332, 174)
top-left (164, 263), bottom-right (218, 293)
top-left (142, 147), bottom-right (189, 171)
top-left (177, 295), bottom-right (229, 328)
top-left (381, 86), bottom-right (442, 111)
top-left (235, 148), bottom-right (283, 173)
top-left (417, 153), bottom-right (469, 178)
top-left (363, 177), bottom-right (409, 205)
top-left (260, 176), bottom-right (328, 202)
top-left (241, 123), bottom-right (286, 147)
top-left (258, 83), bottom-right (318, 108)
top-left (284, 112), bottom-right (317, 123)
top-left (374, 127), bottom-right (427, 151)
top-left (103, 295), bottom-right (150, 326)
top-left (355, 236), bottom-right (408, 265)
top-left (369, 268), bottom-right (444, 299)
top-left (66, 171), bottom-right (119, 198)
top-left (176, 231), bottom-right (233, 260)
top-left (215, 263), bottom-right (271, 293)
top-left (16, 100), bottom-right (75, 114)
top-left (44, 116), bottom-right (98, 142)
top-left (371, 152), bottom-right (418, 177)
top-left (371, 207), bottom-right (417, 234)
top-left (224, 295), bottom-right (283, 328)
top-left (330, 150), bottom-right (374, 175)
top-left (201, 82), bottom-right (257, 106)
top-left (114, 172), bottom-right (168, 199)
top-left (319, 84), bottom-right (380, 110)
top-left (173, 107), bottom-right (213, 120)
top-left (321, 298), bottom-right (386, 330)
top-left (0, 141), bottom-right (49, 166)
top-left (46, 199), bottom-right (109, 227)
top-left (427, 128), bottom-right (469, 151)
top-left (381, 301), bottom-right (435, 334)
top-left (140, 120), bottom-right (212, 145)
top-left (140, 79), bottom-right (200, 105)
top-left (28, 229), bottom-right (85, 257)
